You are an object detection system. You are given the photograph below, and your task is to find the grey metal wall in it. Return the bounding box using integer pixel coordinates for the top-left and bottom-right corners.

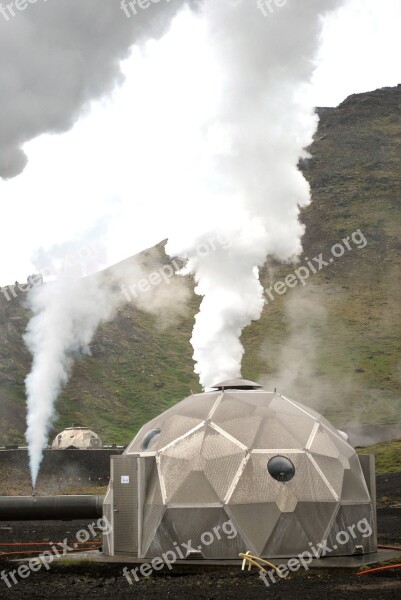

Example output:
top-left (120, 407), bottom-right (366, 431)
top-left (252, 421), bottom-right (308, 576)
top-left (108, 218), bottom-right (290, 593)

top-left (111, 456), bottom-right (139, 556)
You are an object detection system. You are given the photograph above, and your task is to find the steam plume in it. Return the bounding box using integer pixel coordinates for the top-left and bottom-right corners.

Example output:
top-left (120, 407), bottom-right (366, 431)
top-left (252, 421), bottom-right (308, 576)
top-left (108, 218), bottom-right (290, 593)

top-left (24, 243), bottom-right (189, 485)
top-left (167, 0), bottom-right (344, 388)
top-left (19, 0), bottom-right (346, 483)
top-left (0, 0), bottom-right (191, 179)
top-left (24, 275), bottom-right (118, 486)
top-left (10, 0), bottom-right (192, 486)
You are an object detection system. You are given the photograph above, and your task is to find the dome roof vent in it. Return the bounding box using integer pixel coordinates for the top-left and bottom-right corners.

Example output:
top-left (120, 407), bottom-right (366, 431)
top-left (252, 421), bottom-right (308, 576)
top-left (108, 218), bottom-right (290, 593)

top-left (211, 378), bottom-right (262, 391)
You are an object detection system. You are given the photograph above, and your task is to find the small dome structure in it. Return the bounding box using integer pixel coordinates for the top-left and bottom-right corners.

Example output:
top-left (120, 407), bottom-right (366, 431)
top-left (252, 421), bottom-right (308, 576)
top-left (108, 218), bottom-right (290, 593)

top-left (52, 426), bottom-right (102, 449)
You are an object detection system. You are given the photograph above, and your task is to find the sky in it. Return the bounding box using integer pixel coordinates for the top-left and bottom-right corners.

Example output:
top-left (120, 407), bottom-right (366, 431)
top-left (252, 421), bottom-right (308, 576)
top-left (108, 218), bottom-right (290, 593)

top-left (1, 0), bottom-right (401, 287)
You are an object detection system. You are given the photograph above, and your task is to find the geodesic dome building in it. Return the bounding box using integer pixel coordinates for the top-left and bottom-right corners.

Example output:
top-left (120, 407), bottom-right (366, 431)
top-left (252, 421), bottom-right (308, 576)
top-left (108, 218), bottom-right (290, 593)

top-left (52, 426), bottom-right (102, 449)
top-left (103, 380), bottom-right (376, 559)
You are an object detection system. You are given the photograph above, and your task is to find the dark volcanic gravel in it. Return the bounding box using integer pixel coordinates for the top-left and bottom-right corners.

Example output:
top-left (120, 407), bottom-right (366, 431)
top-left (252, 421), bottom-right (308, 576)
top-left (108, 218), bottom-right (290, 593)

top-left (0, 508), bottom-right (400, 600)
top-left (377, 473), bottom-right (401, 506)
top-left (1, 475), bottom-right (401, 598)
top-left (0, 559), bottom-right (400, 600)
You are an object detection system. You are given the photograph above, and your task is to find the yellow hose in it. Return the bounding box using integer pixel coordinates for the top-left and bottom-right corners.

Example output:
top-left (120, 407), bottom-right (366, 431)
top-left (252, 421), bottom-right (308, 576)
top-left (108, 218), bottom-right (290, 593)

top-left (239, 551), bottom-right (287, 578)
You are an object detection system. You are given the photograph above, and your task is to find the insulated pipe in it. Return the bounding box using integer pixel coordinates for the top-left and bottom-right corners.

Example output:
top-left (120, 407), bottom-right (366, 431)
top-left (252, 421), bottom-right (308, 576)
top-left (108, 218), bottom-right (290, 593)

top-left (0, 495), bottom-right (104, 521)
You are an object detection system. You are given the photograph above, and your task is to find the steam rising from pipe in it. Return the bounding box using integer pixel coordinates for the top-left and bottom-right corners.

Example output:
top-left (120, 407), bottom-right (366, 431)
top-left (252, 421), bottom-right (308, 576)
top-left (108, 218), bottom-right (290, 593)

top-left (24, 276), bottom-right (118, 486)
top-left (167, 0), bottom-right (344, 388)
top-left (4, 0), bottom-right (192, 487)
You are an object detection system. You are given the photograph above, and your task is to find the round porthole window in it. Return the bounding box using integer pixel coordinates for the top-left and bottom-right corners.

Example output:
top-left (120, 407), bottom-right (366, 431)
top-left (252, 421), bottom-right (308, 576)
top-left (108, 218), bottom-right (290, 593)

top-left (141, 428), bottom-right (161, 451)
top-left (267, 456), bottom-right (295, 482)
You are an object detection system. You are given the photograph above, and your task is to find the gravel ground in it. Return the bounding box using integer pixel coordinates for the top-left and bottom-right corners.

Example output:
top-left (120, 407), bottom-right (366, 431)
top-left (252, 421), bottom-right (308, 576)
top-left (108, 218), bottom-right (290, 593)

top-left (1, 474), bottom-right (400, 599)
top-left (0, 508), bottom-right (400, 599)
top-left (377, 473), bottom-right (401, 507)
top-left (0, 557), bottom-right (400, 600)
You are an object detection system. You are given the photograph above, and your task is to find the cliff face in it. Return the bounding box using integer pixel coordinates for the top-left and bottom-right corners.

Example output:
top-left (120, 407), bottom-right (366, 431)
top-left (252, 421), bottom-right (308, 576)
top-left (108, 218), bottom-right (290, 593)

top-left (1, 85), bottom-right (401, 446)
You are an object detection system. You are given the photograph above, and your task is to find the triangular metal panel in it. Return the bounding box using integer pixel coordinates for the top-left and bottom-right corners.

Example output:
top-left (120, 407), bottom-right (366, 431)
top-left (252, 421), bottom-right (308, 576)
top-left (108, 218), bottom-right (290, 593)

top-left (145, 510), bottom-right (181, 558)
top-left (166, 506), bottom-right (224, 543)
top-left (228, 502), bottom-right (281, 556)
top-left (262, 512), bottom-right (311, 558)
top-left (159, 454), bottom-right (193, 501)
top-left (126, 393), bottom-right (219, 454)
top-left (321, 424), bottom-right (356, 460)
top-left (214, 415), bottom-right (263, 448)
top-left (279, 395), bottom-right (334, 428)
top-left (276, 413), bottom-right (316, 449)
top-left (141, 504), bottom-right (166, 558)
top-left (269, 394), bottom-right (315, 419)
top-left (326, 504), bottom-right (377, 555)
top-left (309, 425), bottom-right (341, 459)
top-left (170, 470), bottom-right (221, 504)
top-left (204, 452), bottom-right (245, 502)
top-left (201, 424), bottom-right (244, 459)
top-left (309, 453), bottom-right (345, 497)
top-left (252, 418), bottom-right (304, 450)
top-left (229, 453), bottom-right (272, 504)
top-left (211, 397), bottom-right (254, 422)
top-left (293, 501), bottom-right (339, 548)
top-left (155, 416), bottom-right (203, 451)
top-left (141, 461), bottom-right (166, 557)
top-left (166, 506), bottom-right (248, 559)
top-left (341, 455), bottom-right (371, 502)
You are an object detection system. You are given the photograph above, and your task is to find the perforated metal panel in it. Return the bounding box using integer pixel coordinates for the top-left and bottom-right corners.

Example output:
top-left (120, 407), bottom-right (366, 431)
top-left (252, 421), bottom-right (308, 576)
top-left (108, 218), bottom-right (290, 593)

top-left (325, 503), bottom-right (377, 555)
top-left (159, 424), bottom-right (244, 505)
top-left (112, 456), bottom-right (139, 555)
top-left (146, 507), bottom-right (246, 559)
top-left (253, 418), bottom-right (303, 449)
top-left (309, 425), bottom-right (341, 458)
top-left (125, 392), bottom-right (220, 454)
top-left (227, 502), bottom-right (281, 555)
top-left (359, 454), bottom-right (377, 548)
top-left (341, 455), bottom-right (371, 502)
top-left (310, 454), bottom-right (345, 497)
top-left (262, 512), bottom-right (312, 558)
top-left (102, 486), bottom-right (113, 556)
top-left (141, 456), bottom-right (166, 556)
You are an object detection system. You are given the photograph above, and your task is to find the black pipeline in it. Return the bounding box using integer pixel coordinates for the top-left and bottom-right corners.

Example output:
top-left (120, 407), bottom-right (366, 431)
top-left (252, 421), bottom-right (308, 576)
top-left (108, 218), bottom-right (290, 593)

top-left (0, 495), bottom-right (104, 521)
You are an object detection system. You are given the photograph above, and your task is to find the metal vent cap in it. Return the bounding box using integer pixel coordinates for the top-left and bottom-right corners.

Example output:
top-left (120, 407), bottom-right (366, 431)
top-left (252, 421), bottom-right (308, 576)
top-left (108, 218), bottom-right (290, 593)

top-left (211, 378), bottom-right (262, 391)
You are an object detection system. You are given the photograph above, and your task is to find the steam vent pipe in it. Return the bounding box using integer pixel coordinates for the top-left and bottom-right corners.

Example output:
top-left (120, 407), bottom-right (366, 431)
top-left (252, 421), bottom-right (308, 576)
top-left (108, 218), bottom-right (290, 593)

top-left (0, 495), bottom-right (104, 521)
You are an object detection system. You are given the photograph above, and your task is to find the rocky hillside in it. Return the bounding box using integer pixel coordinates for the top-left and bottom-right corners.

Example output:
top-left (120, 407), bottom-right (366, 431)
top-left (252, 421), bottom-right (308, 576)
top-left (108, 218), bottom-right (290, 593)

top-left (1, 85), bottom-right (400, 446)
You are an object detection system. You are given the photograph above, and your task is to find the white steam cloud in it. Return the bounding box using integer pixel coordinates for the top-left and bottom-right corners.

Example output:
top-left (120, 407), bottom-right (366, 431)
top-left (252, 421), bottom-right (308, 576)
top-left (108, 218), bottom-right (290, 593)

top-left (14, 0), bottom-right (347, 483)
top-left (24, 243), bottom-right (190, 485)
top-left (24, 275), bottom-right (118, 486)
top-left (167, 0), bottom-right (345, 388)
top-left (3, 0), bottom-right (192, 486)
top-left (0, 0), bottom-right (191, 179)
